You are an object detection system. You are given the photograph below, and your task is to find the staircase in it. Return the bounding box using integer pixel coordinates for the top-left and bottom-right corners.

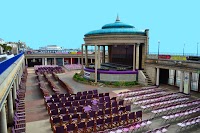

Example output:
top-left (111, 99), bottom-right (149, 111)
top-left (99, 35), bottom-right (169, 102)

top-left (142, 70), bottom-right (154, 86)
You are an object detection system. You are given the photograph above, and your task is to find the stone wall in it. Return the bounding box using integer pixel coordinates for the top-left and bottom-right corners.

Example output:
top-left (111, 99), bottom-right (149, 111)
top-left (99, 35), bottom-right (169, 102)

top-left (145, 66), bottom-right (156, 84)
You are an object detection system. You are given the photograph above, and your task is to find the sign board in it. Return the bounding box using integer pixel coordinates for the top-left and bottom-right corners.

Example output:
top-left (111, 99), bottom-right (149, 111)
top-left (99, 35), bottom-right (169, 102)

top-left (84, 71), bottom-right (90, 79)
top-left (171, 56), bottom-right (187, 61)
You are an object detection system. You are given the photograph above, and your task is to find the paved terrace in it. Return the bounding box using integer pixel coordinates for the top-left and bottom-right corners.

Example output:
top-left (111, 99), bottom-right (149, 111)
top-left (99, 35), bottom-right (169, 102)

top-left (25, 68), bottom-right (200, 133)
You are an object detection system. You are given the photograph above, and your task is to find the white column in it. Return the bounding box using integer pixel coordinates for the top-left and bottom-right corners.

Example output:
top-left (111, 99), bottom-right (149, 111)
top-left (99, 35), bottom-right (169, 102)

top-left (45, 58), bottom-right (47, 65)
top-left (91, 58), bottom-right (93, 63)
top-left (136, 44), bottom-right (140, 70)
top-left (8, 90), bottom-right (14, 124)
top-left (54, 58), bottom-right (56, 65)
top-left (62, 58), bottom-right (65, 66)
top-left (0, 104), bottom-right (8, 133)
top-left (16, 76), bottom-right (19, 90)
top-left (85, 45), bottom-right (88, 66)
top-left (81, 44), bottom-right (84, 71)
top-left (102, 46), bottom-right (105, 63)
top-left (156, 68), bottom-right (160, 86)
top-left (70, 58), bottom-right (72, 65)
top-left (179, 71), bottom-right (184, 92)
top-left (187, 72), bottom-right (192, 94)
top-left (98, 45), bottom-right (101, 68)
top-left (95, 45), bottom-right (98, 83)
top-left (133, 44), bottom-right (136, 70)
top-left (78, 58), bottom-right (80, 64)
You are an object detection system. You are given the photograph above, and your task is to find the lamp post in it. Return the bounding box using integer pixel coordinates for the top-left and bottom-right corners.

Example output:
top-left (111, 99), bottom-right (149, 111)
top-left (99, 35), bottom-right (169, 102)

top-left (183, 42), bottom-right (185, 56)
top-left (197, 42), bottom-right (199, 56)
top-left (158, 40), bottom-right (160, 59)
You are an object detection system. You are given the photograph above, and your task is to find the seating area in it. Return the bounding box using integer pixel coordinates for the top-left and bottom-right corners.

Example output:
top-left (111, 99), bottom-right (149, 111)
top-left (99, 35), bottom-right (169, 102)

top-left (12, 67), bottom-right (27, 133)
top-left (35, 66), bottom-right (65, 74)
top-left (43, 90), bottom-right (146, 133)
top-left (65, 64), bottom-right (82, 70)
top-left (177, 116), bottom-right (200, 131)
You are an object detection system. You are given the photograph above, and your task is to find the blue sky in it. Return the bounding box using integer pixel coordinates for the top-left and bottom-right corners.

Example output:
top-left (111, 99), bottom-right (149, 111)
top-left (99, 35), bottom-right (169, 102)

top-left (0, 0), bottom-right (200, 55)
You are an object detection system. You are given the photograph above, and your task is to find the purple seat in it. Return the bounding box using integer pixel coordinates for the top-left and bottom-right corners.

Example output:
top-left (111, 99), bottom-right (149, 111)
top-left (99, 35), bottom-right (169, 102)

top-left (93, 94), bottom-right (98, 98)
top-left (99, 98), bottom-right (104, 103)
top-left (105, 96), bottom-right (111, 103)
top-left (71, 114), bottom-right (80, 122)
top-left (61, 115), bottom-right (71, 124)
top-left (56, 103), bottom-right (64, 109)
top-left (87, 94), bottom-right (93, 99)
top-left (47, 104), bottom-right (57, 114)
top-left (97, 110), bottom-right (104, 119)
top-left (136, 110), bottom-right (142, 121)
top-left (111, 101), bottom-right (118, 108)
top-left (68, 97), bottom-right (74, 101)
top-left (99, 93), bottom-right (104, 97)
top-left (60, 97), bottom-right (67, 103)
top-left (88, 90), bottom-right (93, 95)
top-left (120, 113), bottom-right (128, 125)
top-left (53, 98), bottom-right (60, 104)
top-left (59, 108), bottom-right (67, 116)
top-left (66, 123), bottom-right (76, 132)
top-left (98, 103), bottom-right (104, 110)
top-left (77, 122), bottom-right (86, 132)
top-left (104, 109), bottom-right (111, 118)
top-left (81, 95), bottom-right (86, 100)
top-left (112, 115), bottom-right (120, 127)
top-left (125, 105), bottom-right (131, 112)
top-left (77, 92), bottom-right (82, 97)
top-left (64, 101), bottom-right (72, 108)
top-left (50, 109), bottom-right (59, 117)
top-left (80, 112), bottom-right (88, 120)
top-left (86, 120), bottom-right (95, 132)
top-left (88, 111), bottom-right (96, 119)
top-left (75, 96), bottom-right (81, 101)
top-left (128, 112), bottom-right (136, 123)
top-left (72, 101), bottom-right (79, 107)
top-left (68, 107), bottom-right (76, 115)
top-left (79, 100), bottom-right (85, 106)
top-left (105, 93), bottom-right (109, 96)
top-left (83, 91), bottom-right (88, 96)
top-left (118, 100), bottom-right (124, 107)
top-left (53, 125), bottom-right (65, 133)
top-left (50, 116), bottom-right (61, 129)
top-left (52, 94), bottom-right (58, 99)
top-left (76, 106), bottom-right (83, 114)
top-left (112, 107), bottom-right (118, 116)
top-left (86, 100), bottom-right (92, 105)
top-left (93, 89), bottom-right (98, 94)
top-left (119, 107), bottom-right (126, 114)
top-left (105, 102), bottom-right (111, 109)
top-left (96, 118), bottom-right (104, 131)
top-left (104, 117), bottom-right (112, 129)
top-left (58, 94), bottom-right (65, 98)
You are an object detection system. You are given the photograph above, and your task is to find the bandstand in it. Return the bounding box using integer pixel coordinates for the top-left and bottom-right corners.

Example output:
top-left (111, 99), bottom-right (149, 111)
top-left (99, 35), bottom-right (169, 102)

top-left (81, 16), bottom-right (149, 83)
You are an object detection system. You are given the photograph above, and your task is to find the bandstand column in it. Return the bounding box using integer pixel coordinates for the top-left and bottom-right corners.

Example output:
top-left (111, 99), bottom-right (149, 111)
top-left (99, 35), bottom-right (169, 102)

top-left (8, 90), bottom-right (14, 125)
top-left (81, 44), bottom-right (84, 71)
top-left (179, 71), bottom-right (184, 92)
top-left (156, 68), bottom-right (160, 86)
top-left (102, 46), bottom-right (105, 63)
top-left (184, 72), bottom-right (191, 94)
top-left (95, 45), bottom-right (98, 83)
top-left (85, 45), bottom-right (88, 66)
top-left (0, 103), bottom-right (8, 133)
top-left (70, 58), bottom-right (72, 65)
top-left (90, 58), bottom-right (92, 63)
top-left (133, 44), bottom-right (136, 70)
top-left (54, 58), bottom-right (56, 65)
top-left (62, 58), bottom-right (65, 66)
top-left (13, 81), bottom-right (17, 108)
top-left (78, 58), bottom-right (80, 64)
top-left (136, 44), bottom-right (140, 70)
top-left (16, 76), bottom-right (19, 90)
top-left (98, 45), bottom-right (101, 68)
top-left (45, 58), bottom-right (47, 65)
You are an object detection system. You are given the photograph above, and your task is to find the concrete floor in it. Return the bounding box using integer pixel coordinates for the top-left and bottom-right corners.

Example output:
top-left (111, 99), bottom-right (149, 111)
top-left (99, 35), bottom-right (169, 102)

top-left (25, 68), bottom-right (200, 133)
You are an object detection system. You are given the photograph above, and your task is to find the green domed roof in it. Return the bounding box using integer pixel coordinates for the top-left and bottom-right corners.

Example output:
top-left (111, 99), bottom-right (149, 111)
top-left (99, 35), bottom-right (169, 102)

top-left (85, 16), bottom-right (145, 36)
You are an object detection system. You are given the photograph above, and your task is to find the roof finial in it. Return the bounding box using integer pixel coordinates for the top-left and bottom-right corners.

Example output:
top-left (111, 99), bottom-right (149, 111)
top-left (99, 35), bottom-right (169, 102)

top-left (116, 14), bottom-right (120, 22)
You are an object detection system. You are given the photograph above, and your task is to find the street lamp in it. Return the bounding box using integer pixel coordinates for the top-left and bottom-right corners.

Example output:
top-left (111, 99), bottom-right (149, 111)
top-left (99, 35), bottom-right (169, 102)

top-left (158, 40), bottom-right (160, 59)
top-left (183, 42), bottom-right (185, 56)
top-left (197, 42), bottom-right (199, 56)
